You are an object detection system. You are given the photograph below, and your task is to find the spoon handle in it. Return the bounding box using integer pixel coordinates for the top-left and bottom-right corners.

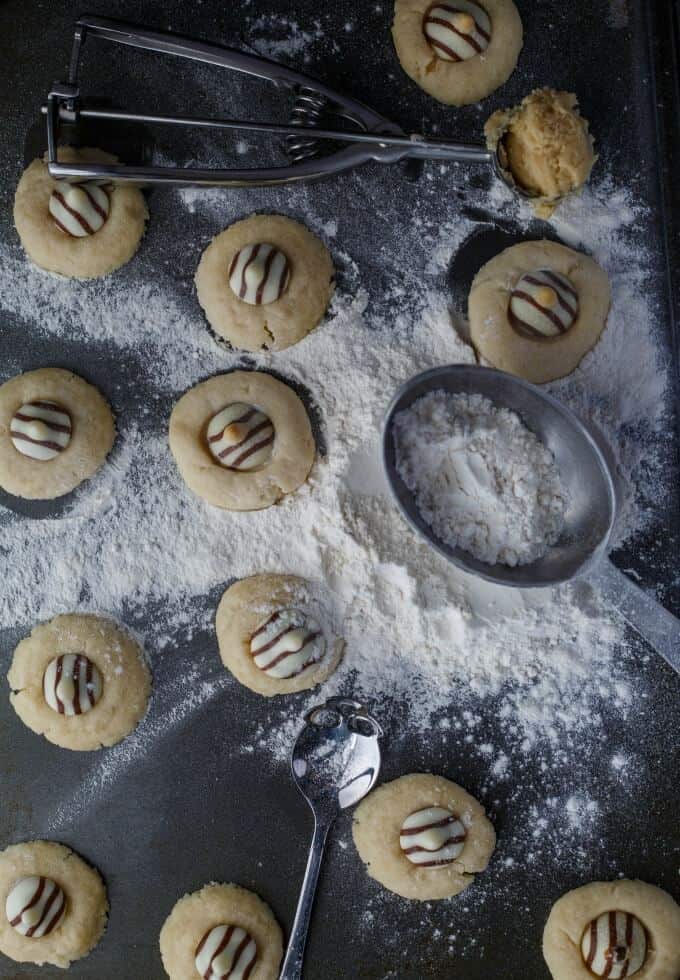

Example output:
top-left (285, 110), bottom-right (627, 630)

top-left (279, 813), bottom-right (333, 980)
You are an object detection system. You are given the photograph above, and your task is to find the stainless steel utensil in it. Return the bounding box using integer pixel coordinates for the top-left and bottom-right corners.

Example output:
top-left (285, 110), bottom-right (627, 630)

top-left (41, 16), bottom-right (517, 190)
top-left (382, 364), bottom-right (680, 675)
top-left (280, 697), bottom-right (382, 980)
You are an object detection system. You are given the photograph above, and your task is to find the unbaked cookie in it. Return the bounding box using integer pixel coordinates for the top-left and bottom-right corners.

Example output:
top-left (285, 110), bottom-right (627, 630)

top-left (468, 240), bottom-right (611, 383)
top-left (0, 840), bottom-right (107, 969)
top-left (159, 882), bottom-right (283, 980)
top-left (169, 371), bottom-right (315, 511)
top-left (8, 613), bottom-right (151, 751)
top-left (216, 574), bottom-right (344, 696)
top-left (0, 367), bottom-right (116, 500)
top-left (543, 880), bottom-right (680, 980)
top-left (195, 214), bottom-right (335, 352)
top-left (352, 773), bottom-right (495, 901)
top-left (392, 0), bottom-right (522, 106)
top-left (14, 146), bottom-right (148, 279)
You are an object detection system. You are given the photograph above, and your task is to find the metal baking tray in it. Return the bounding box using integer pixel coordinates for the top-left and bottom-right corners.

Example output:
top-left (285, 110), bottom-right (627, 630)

top-left (1, 1), bottom-right (679, 977)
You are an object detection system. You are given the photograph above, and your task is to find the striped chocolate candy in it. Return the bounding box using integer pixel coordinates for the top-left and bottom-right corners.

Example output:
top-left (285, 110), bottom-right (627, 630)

top-left (195, 924), bottom-right (258, 980)
top-left (228, 243), bottom-right (291, 306)
top-left (580, 911), bottom-right (647, 979)
top-left (206, 403), bottom-right (275, 471)
top-left (509, 269), bottom-right (579, 339)
top-left (10, 401), bottom-right (72, 461)
top-left (250, 608), bottom-right (325, 680)
top-left (5, 876), bottom-right (66, 938)
top-left (399, 806), bottom-right (466, 867)
top-left (423, 2), bottom-right (491, 62)
top-left (49, 181), bottom-right (110, 237)
top-left (43, 654), bottom-right (103, 716)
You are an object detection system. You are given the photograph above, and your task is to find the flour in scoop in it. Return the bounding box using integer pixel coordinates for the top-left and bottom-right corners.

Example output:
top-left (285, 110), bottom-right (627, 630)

top-left (394, 391), bottom-right (567, 566)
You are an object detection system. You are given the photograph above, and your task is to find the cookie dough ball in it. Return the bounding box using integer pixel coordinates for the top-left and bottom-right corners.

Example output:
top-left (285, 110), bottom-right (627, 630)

top-left (392, 0), bottom-right (523, 106)
top-left (159, 883), bottom-right (283, 980)
top-left (195, 214), bottom-right (335, 352)
top-left (0, 841), bottom-right (107, 968)
top-left (468, 240), bottom-right (611, 383)
top-left (8, 613), bottom-right (151, 751)
top-left (352, 773), bottom-right (495, 901)
top-left (14, 147), bottom-right (148, 279)
top-left (486, 89), bottom-right (596, 216)
top-left (0, 367), bottom-right (115, 500)
top-left (543, 880), bottom-right (680, 980)
top-left (216, 574), bottom-right (344, 696)
top-left (169, 371), bottom-right (315, 511)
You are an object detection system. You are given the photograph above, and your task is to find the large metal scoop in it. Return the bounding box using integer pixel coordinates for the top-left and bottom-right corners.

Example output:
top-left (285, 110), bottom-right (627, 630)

top-left (382, 365), bottom-right (680, 675)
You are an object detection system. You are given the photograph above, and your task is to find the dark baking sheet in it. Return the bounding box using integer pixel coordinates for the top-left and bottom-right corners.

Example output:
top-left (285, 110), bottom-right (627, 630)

top-left (0, 1), bottom-right (679, 978)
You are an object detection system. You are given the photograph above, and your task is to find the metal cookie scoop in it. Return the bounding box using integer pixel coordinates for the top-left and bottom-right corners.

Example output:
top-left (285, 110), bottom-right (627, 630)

top-left (279, 697), bottom-right (382, 980)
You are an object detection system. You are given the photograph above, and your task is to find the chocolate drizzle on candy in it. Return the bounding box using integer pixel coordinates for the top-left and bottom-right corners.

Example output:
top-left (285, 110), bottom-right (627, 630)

top-left (509, 269), bottom-right (579, 339)
top-left (43, 654), bottom-right (103, 716)
top-left (228, 243), bottom-right (291, 306)
top-left (399, 806), bottom-right (466, 867)
top-left (250, 608), bottom-right (325, 679)
top-left (5, 876), bottom-right (66, 938)
top-left (48, 181), bottom-right (110, 237)
top-left (207, 403), bottom-right (275, 471)
top-left (10, 401), bottom-right (72, 461)
top-left (580, 911), bottom-right (648, 979)
top-left (195, 924), bottom-right (258, 980)
top-left (423, 2), bottom-right (491, 62)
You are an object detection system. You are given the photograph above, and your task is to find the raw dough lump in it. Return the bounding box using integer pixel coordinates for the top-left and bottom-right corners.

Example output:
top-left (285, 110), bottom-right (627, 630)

top-left (0, 368), bottom-right (115, 500)
top-left (159, 882), bottom-right (283, 980)
top-left (486, 88), bottom-right (596, 217)
top-left (195, 214), bottom-right (335, 351)
top-left (14, 147), bottom-right (148, 279)
top-left (352, 773), bottom-right (495, 900)
top-left (169, 371), bottom-right (316, 511)
top-left (468, 240), bottom-right (611, 383)
top-left (392, 0), bottom-right (523, 106)
top-left (8, 613), bottom-right (151, 751)
top-left (543, 879), bottom-right (680, 980)
top-left (0, 841), bottom-right (108, 968)
top-left (216, 574), bottom-right (344, 696)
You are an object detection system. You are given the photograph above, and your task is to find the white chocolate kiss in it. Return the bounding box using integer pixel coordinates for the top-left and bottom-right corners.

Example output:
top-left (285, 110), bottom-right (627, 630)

top-left (206, 403), bottom-right (275, 471)
top-left (228, 242), bottom-right (290, 306)
top-left (48, 180), bottom-right (110, 237)
top-left (249, 607), bottom-right (325, 679)
top-left (5, 876), bottom-right (66, 938)
top-left (399, 806), bottom-right (466, 867)
top-left (509, 269), bottom-right (579, 339)
top-left (10, 401), bottom-right (72, 461)
top-left (195, 924), bottom-right (258, 980)
top-left (423, 2), bottom-right (491, 62)
top-left (43, 654), bottom-right (103, 716)
top-left (580, 911), bottom-right (647, 979)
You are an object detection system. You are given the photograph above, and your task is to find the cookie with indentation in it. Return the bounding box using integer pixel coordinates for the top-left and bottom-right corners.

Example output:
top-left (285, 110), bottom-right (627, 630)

top-left (352, 773), bottom-right (495, 900)
top-left (195, 214), bottom-right (335, 352)
top-left (0, 841), bottom-right (107, 968)
top-left (216, 574), bottom-right (344, 696)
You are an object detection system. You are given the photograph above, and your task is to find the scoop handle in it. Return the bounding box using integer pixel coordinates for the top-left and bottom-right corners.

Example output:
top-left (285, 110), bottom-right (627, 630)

top-left (591, 558), bottom-right (680, 675)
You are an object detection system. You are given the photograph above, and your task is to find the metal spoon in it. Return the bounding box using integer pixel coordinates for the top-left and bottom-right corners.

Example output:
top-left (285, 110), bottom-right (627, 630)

top-left (382, 364), bottom-right (680, 675)
top-left (279, 697), bottom-right (382, 980)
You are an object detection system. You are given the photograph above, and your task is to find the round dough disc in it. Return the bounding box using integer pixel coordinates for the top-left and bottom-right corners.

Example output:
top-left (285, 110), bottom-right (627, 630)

top-left (468, 240), bottom-right (611, 383)
top-left (169, 371), bottom-right (316, 511)
top-left (0, 841), bottom-right (108, 968)
top-left (195, 214), bottom-right (335, 351)
top-left (8, 613), bottom-right (151, 751)
top-left (352, 773), bottom-right (496, 901)
top-left (543, 880), bottom-right (680, 980)
top-left (159, 882), bottom-right (283, 980)
top-left (0, 368), bottom-right (115, 500)
top-left (215, 574), bottom-right (344, 696)
top-left (14, 147), bottom-right (148, 279)
top-left (392, 0), bottom-right (523, 106)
